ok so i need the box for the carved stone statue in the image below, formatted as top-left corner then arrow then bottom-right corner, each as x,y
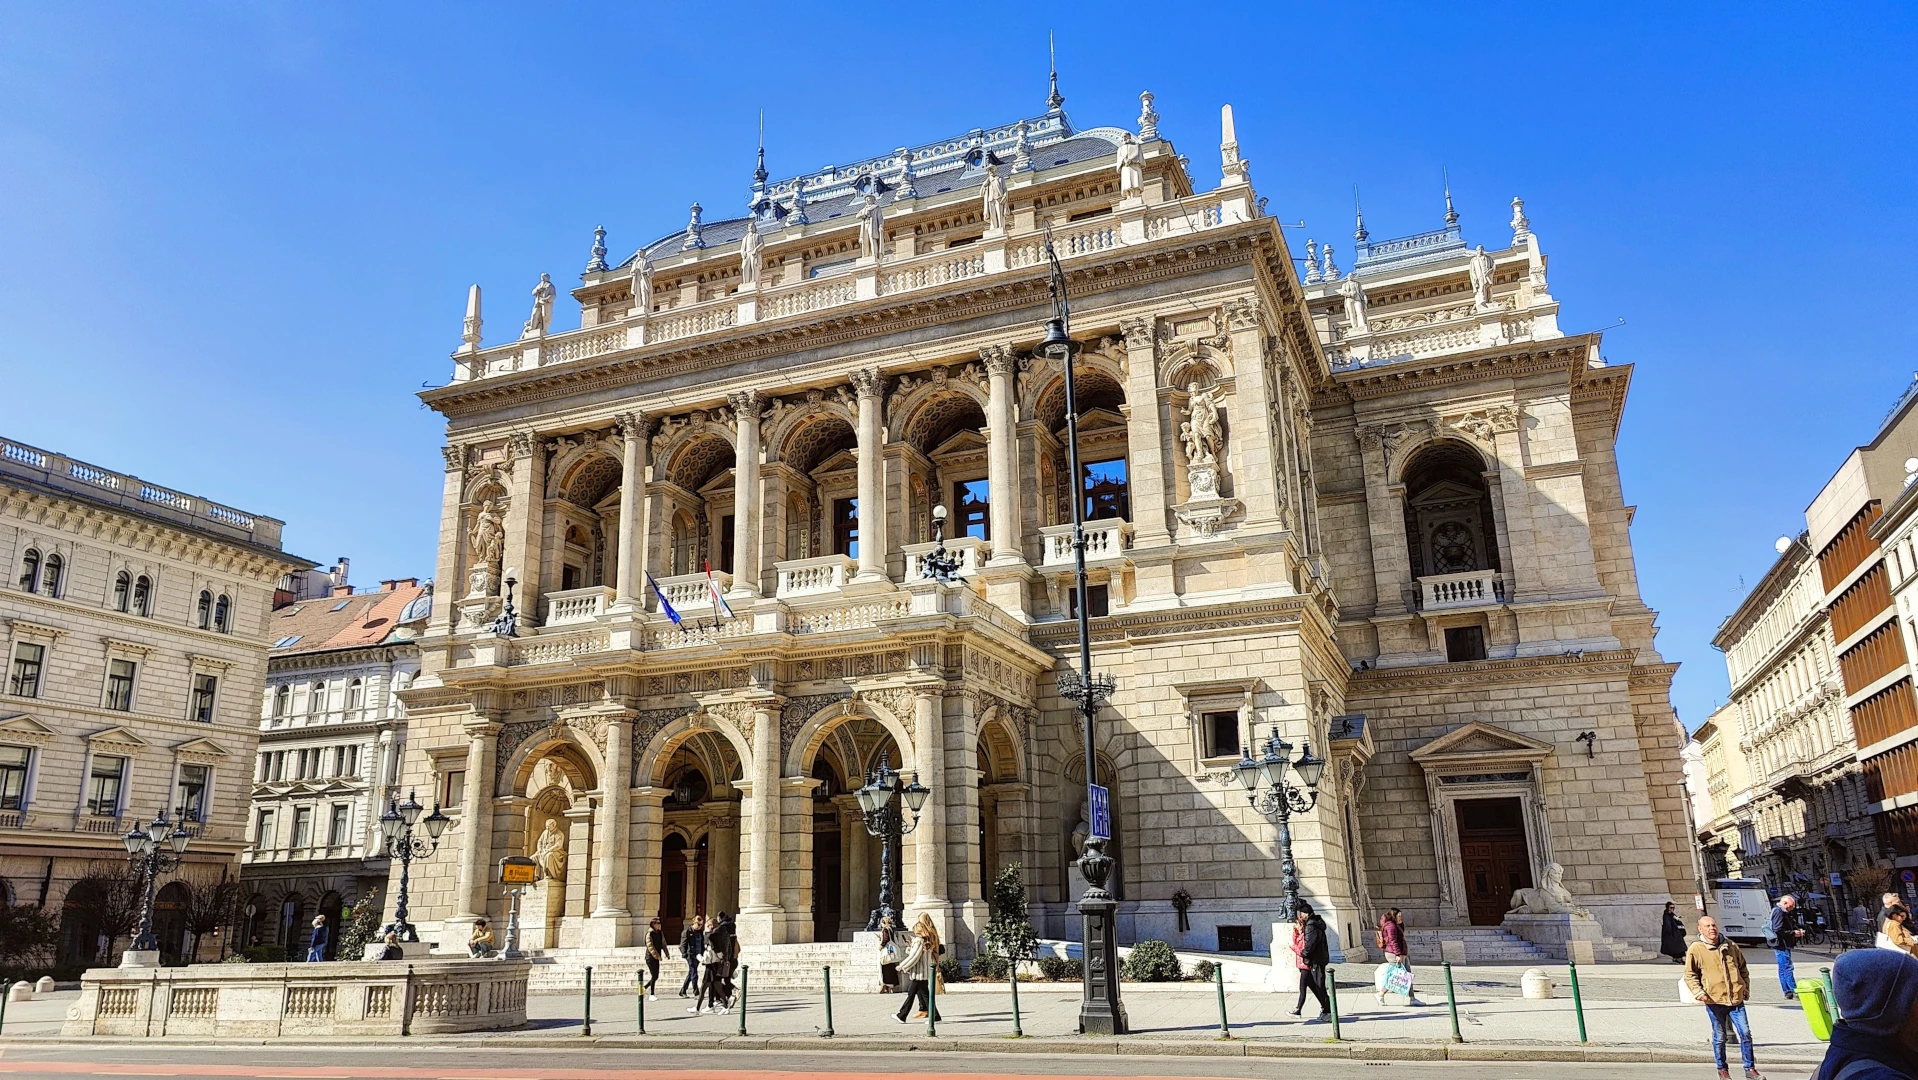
1180,383 -> 1223,467
523,273 -> 555,337
465,498 -> 504,598
1116,133 -> 1144,198
738,219 -> 762,289
981,165 -> 1008,234
532,817 -> 568,883
1337,275 -> 1369,335
632,252 -> 653,315
1468,245 -> 1496,311
858,194 -> 885,261
1507,861 -> 1590,917
1069,797 -> 1091,856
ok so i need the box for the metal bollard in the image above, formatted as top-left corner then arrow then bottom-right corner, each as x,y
927,963 -> 938,1037
582,966 -> 593,1037
1442,960 -> 1462,1044
736,966 -> 749,1036
822,966 -> 835,1037
1326,965 -> 1341,1041
1568,961 -> 1588,1044
0,981 -> 10,1035
636,971 -> 645,1035
1214,963 -> 1230,1037
1822,966 -> 1839,1020
1010,965 -> 1024,1037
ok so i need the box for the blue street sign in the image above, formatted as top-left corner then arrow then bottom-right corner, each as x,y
1088,783 -> 1111,841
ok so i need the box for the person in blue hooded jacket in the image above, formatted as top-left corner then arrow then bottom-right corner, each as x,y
1818,947 -> 1918,1079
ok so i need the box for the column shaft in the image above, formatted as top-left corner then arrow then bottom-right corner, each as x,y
983,347 -> 1024,564
852,370 -> 887,582
746,704 -> 781,912
592,717 -> 632,916
613,415 -> 648,606
455,721 -> 500,920
912,690 -> 947,904
729,392 -> 762,595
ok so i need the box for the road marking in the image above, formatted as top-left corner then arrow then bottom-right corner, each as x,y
0,1064 -> 1260,1080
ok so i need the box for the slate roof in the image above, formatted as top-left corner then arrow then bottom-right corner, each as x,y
270,582 -> 430,656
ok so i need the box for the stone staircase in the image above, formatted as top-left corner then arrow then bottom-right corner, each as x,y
1405,927 -> 1552,964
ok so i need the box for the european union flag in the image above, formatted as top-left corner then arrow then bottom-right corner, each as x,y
647,573 -> 682,625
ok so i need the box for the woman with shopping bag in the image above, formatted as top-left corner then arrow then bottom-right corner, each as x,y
1374,909 -> 1428,1006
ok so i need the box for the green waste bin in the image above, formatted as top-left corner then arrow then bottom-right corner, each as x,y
1798,982 -> 1836,1042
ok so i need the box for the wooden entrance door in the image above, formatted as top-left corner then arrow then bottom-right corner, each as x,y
1455,798 -> 1533,926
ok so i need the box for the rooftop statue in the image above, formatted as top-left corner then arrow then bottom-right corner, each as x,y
739,219 -> 762,289
522,274 -> 555,338
982,166 -> 1009,234
632,252 -> 653,316
858,194 -> 885,262
1117,133 -> 1143,198
1337,275 -> 1369,335
1468,245 -> 1496,311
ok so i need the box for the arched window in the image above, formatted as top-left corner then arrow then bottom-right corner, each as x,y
308,682 -> 324,716
213,595 -> 230,634
40,554 -> 62,597
196,591 -> 212,629
131,576 -> 152,617
17,550 -> 39,593
113,572 -> 131,612
272,685 -> 290,718
344,678 -> 363,712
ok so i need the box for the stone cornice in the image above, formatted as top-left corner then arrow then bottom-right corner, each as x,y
0,486 -> 309,579
1348,648 -> 1642,693
1314,335 -> 1596,403
267,640 -> 418,675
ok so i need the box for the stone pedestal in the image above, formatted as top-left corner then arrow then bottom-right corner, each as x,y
1502,912 -> 1605,960
118,950 -> 160,969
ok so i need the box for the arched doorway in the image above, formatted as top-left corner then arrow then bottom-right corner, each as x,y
59,875 -> 118,968
277,894 -> 305,957
153,881 -> 190,966
977,714 -> 1025,896
811,757 -> 844,942
793,713 -> 901,939
317,891 -> 344,960
661,833 -> 690,942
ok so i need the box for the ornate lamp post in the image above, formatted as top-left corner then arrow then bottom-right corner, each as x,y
378,790 -> 451,943
920,504 -> 962,584
122,810 -> 190,961
1230,725 -> 1327,918
491,568 -> 520,637
855,761 -> 930,931
1042,239 -> 1127,1036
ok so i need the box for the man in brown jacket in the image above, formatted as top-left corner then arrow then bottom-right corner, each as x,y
1685,915 -> 1764,1080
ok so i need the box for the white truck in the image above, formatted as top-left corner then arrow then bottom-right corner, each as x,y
1711,878 -> 1773,944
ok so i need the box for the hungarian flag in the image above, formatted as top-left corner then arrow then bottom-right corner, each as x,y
704,560 -> 736,619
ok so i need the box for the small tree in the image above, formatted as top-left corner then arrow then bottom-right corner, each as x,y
65,865 -> 145,965
0,900 -> 58,979
337,889 -> 384,961
976,863 -> 1038,979
181,875 -> 242,964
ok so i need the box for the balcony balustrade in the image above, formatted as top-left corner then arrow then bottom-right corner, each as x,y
1039,519 -> 1133,569
543,585 -> 616,626
775,555 -> 858,599
651,571 -> 731,613
902,536 -> 986,581
1417,569 -> 1506,611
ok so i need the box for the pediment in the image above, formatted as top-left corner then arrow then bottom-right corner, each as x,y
86,725 -> 149,748
814,449 -> 860,477
930,429 -> 988,460
1078,407 -> 1127,432
697,468 -> 736,497
172,737 -> 230,758
0,714 -> 56,743
1408,479 -> 1485,509
1409,721 -> 1553,770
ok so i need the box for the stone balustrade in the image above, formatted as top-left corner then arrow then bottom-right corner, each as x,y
0,437 -> 282,547
652,570 -> 730,612
1418,569 -> 1507,611
1039,518 -> 1134,569
63,959 -> 530,1038
901,535 -> 986,581
774,554 -> 858,599
542,585 -> 616,626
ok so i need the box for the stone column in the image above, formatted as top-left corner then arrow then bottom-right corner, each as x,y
708,813 -> 740,916
454,718 -> 500,923
631,788 -> 667,922
682,849 -> 704,922
499,433 -> 547,626
1357,426 -> 1412,617
613,414 -> 652,610
911,689 -> 948,908
1118,318 -> 1171,546
1224,299 -> 1280,527
728,391 -> 762,596
851,369 -> 888,583
982,346 -> 1024,565
738,701 -> 783,944
837,796 -> 869,934
587,713 -> 633,944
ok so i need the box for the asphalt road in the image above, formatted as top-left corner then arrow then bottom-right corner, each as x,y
0,1045 -> 1821,1080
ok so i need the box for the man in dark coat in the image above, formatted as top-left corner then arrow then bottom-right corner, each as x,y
1289,901 -> 1332,1023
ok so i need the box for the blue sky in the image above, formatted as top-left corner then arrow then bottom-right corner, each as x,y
2,2 -> 1914,730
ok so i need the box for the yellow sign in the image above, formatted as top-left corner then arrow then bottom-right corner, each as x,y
499,856 -> 538,885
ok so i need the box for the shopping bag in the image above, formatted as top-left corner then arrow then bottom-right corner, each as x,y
1382,963 -> 1415,998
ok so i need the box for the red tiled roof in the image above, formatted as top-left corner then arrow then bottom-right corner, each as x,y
270,582 -> 427,655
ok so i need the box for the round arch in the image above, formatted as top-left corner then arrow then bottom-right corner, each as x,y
661,431 -> 737,492
1388,432 -> 1493,487
1033,367 -> 1128,436
783,696 -> 917,777
763,398 -> 857,465
501,728 -> 604,798
894,389 -> 987,455
1020,350 -> 1126,422
976,705 -> 1026,784
637,711 -> 755,788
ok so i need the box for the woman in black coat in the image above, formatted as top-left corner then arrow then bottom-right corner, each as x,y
1659,901 -> 1687,963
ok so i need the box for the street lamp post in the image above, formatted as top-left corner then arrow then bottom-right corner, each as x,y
920,505 -> 961,584
378,790 -> 451,943
122,810 -> 191,964
855,761 -> 930,931
1229,725 -> 1327,919
1041,239 -> 1127,1036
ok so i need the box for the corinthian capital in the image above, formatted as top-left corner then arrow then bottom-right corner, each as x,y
615,412 -> 653,442
442,443 -> 469,472
978,344 -> 1018,378
1118,316 -> 1155,349
850,368 -> 885,400
726,389 -> 761,419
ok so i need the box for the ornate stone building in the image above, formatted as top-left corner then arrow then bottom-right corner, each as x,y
0,436 -> 308,967
400,89 -> 1691,965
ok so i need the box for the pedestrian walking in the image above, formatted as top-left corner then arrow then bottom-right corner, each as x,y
1662,901 -> 1689,964
1881,893 -> 1904,936
892,913 -> 942,1023
1770,893 -> 1805,998
643,917 -> 665,1000
305,915 -> 329,962
1373,907 -> 1426,1005
1854,902 -> 1874,935
1289,901 -> 1332,1023
1880,905 -> 1918,958
467,918 -> 495,958
677,917 -> 704,998
1817,947 -> 1918,1079
875,915 -> 903,993
713,912 -> 739,1007
1685,914 -> 1765,1080
693,916 -> 728,1014
376,931 -> 403,961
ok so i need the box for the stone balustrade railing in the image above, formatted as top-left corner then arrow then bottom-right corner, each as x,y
1327,309 -> 1548,371
542,585 -> 616,626
1417,569 -> 1506,611
652,571 -> 730,612
0,437 -> 283,548
775,554 -> 858,599
1039,518 -> 1134,568
452,188 -> 1248,384
902,536 -> 986,581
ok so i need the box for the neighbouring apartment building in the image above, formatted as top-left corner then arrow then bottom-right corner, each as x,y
396,86 -> 1690,970
236,567 -> 430,959
0,436 -> 307,967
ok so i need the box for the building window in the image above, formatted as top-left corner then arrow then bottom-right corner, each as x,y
344,678 -> 363,712
196,590 -> 212,629
131,575 -> 152,617
254,809 -> 275,847
190,674 -> 218,723
0,746 -> 29,810
719,514 -> 736,574
1202,710 -> 1242,759
833,498 -> 859,558
213,595 -> 230,633
8,643 -> 43,698
175,764 -> 208,823
955,479 -> 990,540
17,550 -> 39,593
268,751 -> 284,781
86,756 -> 126,817
343,744 -> 359,777
272,685 -> 290,718
308,682 -> 324,716
113,572 -> 131,612
291,806 -> 312,847
328,804 -> 350,846
1083,458 -> 1130,521
1067,583 -> 1111,618
104,659 -> 136,711
1444,626 -> 1487,663
440,769 -> 465,809
40,554 -> 61,597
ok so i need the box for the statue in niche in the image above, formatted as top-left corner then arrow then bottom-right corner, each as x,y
524,273 -> 556,337
858,194 -> 885,261
1180,383 -> 1225,502
1069,796 -> 1091,857
1116,133 -> 1144,197
1507,861 -> 1590,917
981,165 -> 1008,233
1337,275 -> 1369,335
738,219 -> 762,289
1468,245 -> 1496,311
465,498 -> 505,598
533,817 -> 569,883
632,252 -> 654,315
